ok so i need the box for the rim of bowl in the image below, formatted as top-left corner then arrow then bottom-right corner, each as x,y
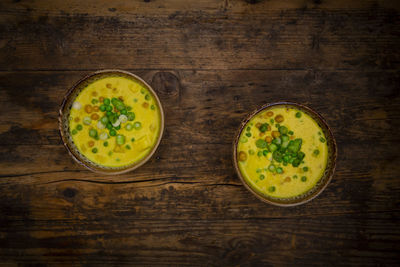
59,69 -> 165,175
232,101 -> 337,207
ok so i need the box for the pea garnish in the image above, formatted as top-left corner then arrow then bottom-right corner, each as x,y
127,112 -> 135,121
276,167 -> 283,174
145,94 -> 151,101
295,112 -> 302,118
268,164 -> 275,172
92,148 -> 98,153
100,105 -> 106,112
259,123 -> 269,132
270,119 -> 274,124
268,186 -> 276,192
71,129 -> 78,135
89,129 -> 98,138
125,123 -> 133,131
103,98 -> 110,105
278,126 -> 288,135
256,139 -> 268,149
263,150 -> 268,156
259,174 -> 265,180
246,132 -> 251,137
76,124 -> 83,131
133,122 -> 142,130
109,129 -> 116,136
301,176 -> 307,182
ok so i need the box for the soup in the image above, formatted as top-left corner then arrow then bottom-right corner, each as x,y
68,76 -> 161,168
237,106 -> 328,199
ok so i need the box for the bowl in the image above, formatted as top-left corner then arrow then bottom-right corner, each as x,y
59,69 -> 165,175
233,102 -> 337,206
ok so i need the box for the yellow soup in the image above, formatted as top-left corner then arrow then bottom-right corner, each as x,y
68,76 -> 161,167
237,106 -> 328,198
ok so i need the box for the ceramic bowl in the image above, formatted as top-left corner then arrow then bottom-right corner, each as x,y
59,69 -> 165,175
233,102 -> 337,206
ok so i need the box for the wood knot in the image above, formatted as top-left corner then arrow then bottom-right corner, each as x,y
63,188 -> 77,198
151,72 -> 180,98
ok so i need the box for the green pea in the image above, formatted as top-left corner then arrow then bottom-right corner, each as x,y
103,98 -> 110,105
319,137 -> 326,143
256,139 -> 267,149
303,167 -> 308,172
120,109 -> 127,115
263,150 -> 268,156
268,186 -> 276,192
109,129 -> 116,136
296,112 -> 302,118
106,111 -> 113,116
259,123 -> 269,132
100,116 -> 108,125
76,124 -> 83,131
106,123 -> 113,130
270,119 -> 274,124
131,137 -> 135,142
278,126 -> 288,135
89,129 -> 98,138
71,129 -> 78,135
125,144 -> 131,150
116,134 -> 125,145
145,94 -> 151,101
100,105 -> 106,112
268,164 -> 275,172
245,132 -> 251,137
276,167 -> 283,174
92,148 -> 98,153
240,137 -> 248,143
301,176 -> 307,182
134,122 -> 142,130
288,130 -> 294,135
259,174 -> 265,180
127,112 -> 135,121
125,123 -> 133,131
103,141 -> 108,147
91,99 -> 98,105
106,105 -> 113,112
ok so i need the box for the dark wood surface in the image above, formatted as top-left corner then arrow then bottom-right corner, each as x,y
1,0 -> 399,265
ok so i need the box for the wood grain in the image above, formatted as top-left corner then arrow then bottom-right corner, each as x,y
0,0 -> 399,265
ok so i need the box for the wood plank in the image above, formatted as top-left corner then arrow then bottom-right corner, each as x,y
0,1 -> 399,70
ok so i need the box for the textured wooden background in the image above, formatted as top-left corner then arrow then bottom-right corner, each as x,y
0,0 -> 399,265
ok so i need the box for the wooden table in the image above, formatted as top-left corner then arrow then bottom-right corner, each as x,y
1,0 -> 399,265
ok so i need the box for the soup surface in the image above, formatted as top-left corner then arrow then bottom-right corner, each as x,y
237,106 -> 328,198
68,76 -> 161,167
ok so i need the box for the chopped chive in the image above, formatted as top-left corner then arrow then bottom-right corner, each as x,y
103,141 -> 108,147
303,167 -> 308,172
248,149 -> 255,155
301,176 -> 307,182
263,150 -> 268,156
257,151 -> 263,157
313,149 -> 320,156
259,174 -> 265,180
276,167 -> 283,174
76,124 -> 83,131
103,98 -> 110,105
71,129 -> 78,135
245,132 -> 251,137
293,175 -> 298,179
92,148 -> 98,153
151,105 -> 155,110
246,126 -> 251,132
256,168 -> 262,173
288,130 -> 294,135
270,119 -> 274,124
295,112 -> 302,118
145,94 -> 151,101
125,144 -> 131,150
131,137 -> 135,142
240,137 -> 248,143
319,137 -> 326,143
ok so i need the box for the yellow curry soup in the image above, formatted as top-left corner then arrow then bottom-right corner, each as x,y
237,106 -> 328,199
68,76 -> 161,167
